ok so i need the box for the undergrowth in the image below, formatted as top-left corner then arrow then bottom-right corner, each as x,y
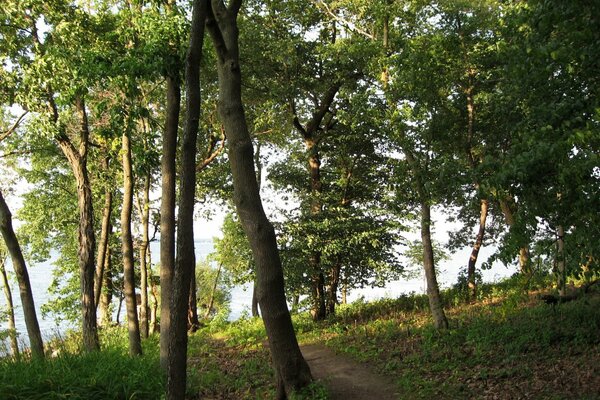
1,275 -> 598,399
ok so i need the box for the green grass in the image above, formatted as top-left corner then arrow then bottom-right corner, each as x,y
2,277 -> 598,399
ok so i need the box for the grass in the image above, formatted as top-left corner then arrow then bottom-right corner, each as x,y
1,275 -> 599,399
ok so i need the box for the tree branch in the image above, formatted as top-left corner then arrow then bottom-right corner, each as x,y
312,0 -> 375,40
0,111 -> 28,143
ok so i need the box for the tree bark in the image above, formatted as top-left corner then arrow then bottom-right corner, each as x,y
467,198 -> 488,302
138,174 -> 151,339
207,2 -> 313,396
55,98 -> 99,352
98,247 -> 113,327
94,166 -> 113,311
0,255 -> 19,357
188,276 -> 200,331
0,190 -> 44,357
251,282 -> 260,317
326,264 -> 341,315
421,201 -> 449,330
167,0 -> 206,397
160,63 -> 181,372
121,129 -> 142,356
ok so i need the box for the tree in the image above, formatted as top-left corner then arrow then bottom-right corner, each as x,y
0,190 -> 44,357
166,0 -> 207,397
0,245 -> 19,357
206,0 -> 313,396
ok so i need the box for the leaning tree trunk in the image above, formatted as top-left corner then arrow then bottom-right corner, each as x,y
421,201 -> 449,330
207,1 -> 312,397
167,0 -> 205,397
0,190 -> 44,357
0,255 -> 19,357
204,263 -> 222,319
121,129 -> 142,356
467,197 -> 488,302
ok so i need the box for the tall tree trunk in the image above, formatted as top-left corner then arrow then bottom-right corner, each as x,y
55,98 -> 99,352
0,191 -> 44,357
121,130 -> 142,356
167,0 -> 205,397
291,82 -> 341,321
556,225 -> 566,296
467,198 -> 488,302
138,174 -> 151,339
421,202 -> 449,330
94,179 -> 112,311
160,65 -> 181,372
0,255 -> 19,357
207,2 -> 313,397
204,263 -> 222,319
150,279 -> 159,335
98,247 -> 113,327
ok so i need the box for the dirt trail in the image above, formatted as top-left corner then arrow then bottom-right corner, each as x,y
300,344 -> 400,400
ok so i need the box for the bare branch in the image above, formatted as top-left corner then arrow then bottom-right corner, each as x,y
197,127 -> 226,172
312,0 -> 375,40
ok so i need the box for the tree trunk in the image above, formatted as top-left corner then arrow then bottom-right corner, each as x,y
421,201 -> 449,330
499,197 -> 531,275
150,280 -> 159,335
94,157 -> 113,311
188,276 -> 200,331
167,0 -> 205,397
204,263 -> 222,319
556,225 -> 566,296
0,190 -> 44,357
0,255 -> 19,357
121,130 -> 142,356
467,198 -> 488,302
55,98 -> 99,352
98,247 -> 113,327
342,281 -> 347,305
251,281 -> 260,317
326,264 -> 341,315
207,2 -> 313,396
159,69 -> 181,371
139,174 -> 151,339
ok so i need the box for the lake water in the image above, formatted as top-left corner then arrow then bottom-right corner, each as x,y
0,238 -> 514,354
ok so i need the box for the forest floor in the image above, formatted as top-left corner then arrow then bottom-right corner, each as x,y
300,343 -> 399,399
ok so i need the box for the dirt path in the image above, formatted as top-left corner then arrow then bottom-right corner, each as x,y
300,344 -> 400,400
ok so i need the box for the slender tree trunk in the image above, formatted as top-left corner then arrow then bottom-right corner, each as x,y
98,247 -> 112,327
188,276 -> 200,331
160,70 -> 181,372
556,225 -> 566,296
116,294 -> 123,325
207,3 -> 313,396
204,263 -> 222,319
467,198 -> 488,302
421,202 -> 449,330
0,191 -> 44,357
150,280 -> 159,335
121,130 -> 142,356
342,281 -> 347,305
167,1 -> 205,397
94,158 -> 113,311
0,256 -> 19,357
139,174 -> 151,338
